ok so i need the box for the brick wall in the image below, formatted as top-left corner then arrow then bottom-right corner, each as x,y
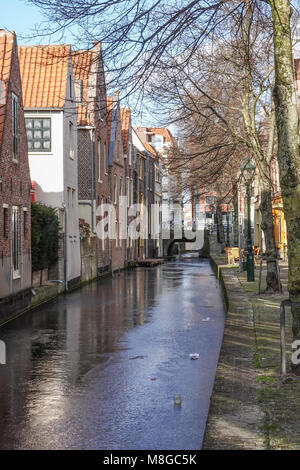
0,34 -> 31,300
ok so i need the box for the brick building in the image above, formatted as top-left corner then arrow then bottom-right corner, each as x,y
72,43 -> 110,275
107,93 -> 126,270
120,107 -> 137,263
0,31 -> 31,318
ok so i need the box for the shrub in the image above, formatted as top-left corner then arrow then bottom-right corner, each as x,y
31,202 -> 59,272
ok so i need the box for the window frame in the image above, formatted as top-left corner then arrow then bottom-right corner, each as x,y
26,117 -> 52,153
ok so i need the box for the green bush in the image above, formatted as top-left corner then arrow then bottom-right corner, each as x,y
31,202 -> 59,272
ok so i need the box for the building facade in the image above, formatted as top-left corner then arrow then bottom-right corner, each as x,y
72,43 -> 110,275
0,30 -> 32,317
18,44 -> 81,287
107,93 -> 126,270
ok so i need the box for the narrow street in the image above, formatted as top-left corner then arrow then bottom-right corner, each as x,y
0,258 -> 225,450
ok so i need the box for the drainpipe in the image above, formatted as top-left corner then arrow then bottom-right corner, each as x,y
90,128 -> 95,234
62,202 -> 68,291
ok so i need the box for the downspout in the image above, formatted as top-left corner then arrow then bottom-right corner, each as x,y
62,202 -> 68,291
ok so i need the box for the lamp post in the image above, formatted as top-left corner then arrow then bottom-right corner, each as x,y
241,159 -> 256,282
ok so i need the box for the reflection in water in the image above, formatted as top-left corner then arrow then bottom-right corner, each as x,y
0,259 -> 225,450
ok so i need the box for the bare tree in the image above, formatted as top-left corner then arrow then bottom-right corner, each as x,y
146,2 -> 280,291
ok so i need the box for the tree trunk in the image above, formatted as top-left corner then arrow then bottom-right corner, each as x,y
259,172 -> 279,292
232,183 -> 239,246
269,0 -> 300,368
216,204 -> 225,252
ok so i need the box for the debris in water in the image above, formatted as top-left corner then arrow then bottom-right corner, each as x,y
202,317 -> 210,322
189,353 -> 199,360
129,355 -> 147,360
151,377 -> 157,381
173,394 -> 182,405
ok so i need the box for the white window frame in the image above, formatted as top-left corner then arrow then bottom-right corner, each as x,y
26,116 -> 52,154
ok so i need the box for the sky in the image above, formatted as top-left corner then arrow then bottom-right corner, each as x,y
0,0 -> 162,127
1,0 -> 46,44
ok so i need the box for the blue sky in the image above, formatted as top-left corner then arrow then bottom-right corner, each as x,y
0,0 -> 172,128
1,1 -> 45,44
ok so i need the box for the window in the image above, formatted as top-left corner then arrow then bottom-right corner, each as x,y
3,207 -> 8,238
69,122 -> 74,159
151,134 -> 163,150
120,178 -> 123,203
67,187 -> 71,207
98,139 -> 101,181
139,157 -> 143,179
101,196 -> 104,250
128,141 -> 132,166
205,195 -> 215,205
104,142 -> 108,174
12,94 -> 18,160
69,75 -> 73,99
12,207 -> 20,277
119,221 -> 122,247
23,208 -> 28,239
114,175 -> 117,204
115,221 -> 118,247
126,177 -> 130,206
26,118 -> 51,152
74,79 -> 83,103
155,165 -> 160,182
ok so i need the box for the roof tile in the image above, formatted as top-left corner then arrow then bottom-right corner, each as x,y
18,45 -> 71,108
120,108 -> 130,153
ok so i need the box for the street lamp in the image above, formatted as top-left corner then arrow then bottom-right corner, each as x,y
241,159 -> 256,282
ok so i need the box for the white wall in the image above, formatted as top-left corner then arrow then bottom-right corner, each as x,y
28,110 -> 64,208
26,57 -> 81,284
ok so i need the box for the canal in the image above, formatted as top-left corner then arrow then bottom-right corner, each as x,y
0,258 -> 225,450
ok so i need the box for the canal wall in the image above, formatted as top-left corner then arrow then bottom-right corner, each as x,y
203,235 -> 265,449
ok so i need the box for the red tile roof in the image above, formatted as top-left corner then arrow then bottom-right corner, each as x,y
72,49 -> 94,125
143,142 -> 157,157
147,127 -> 173,143
134,126 -> 174,144
0,30 -> 14,148
120,108 -> 130,153
18,45 -> 71,108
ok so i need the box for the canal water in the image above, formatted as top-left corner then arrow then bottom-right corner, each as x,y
0,258 -> 225,450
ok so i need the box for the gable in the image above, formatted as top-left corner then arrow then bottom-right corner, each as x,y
72,49 -> 94,125
0,30 -> 14,150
